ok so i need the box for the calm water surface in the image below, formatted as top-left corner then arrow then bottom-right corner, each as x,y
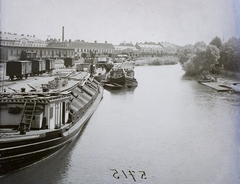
1,64 -> 240,184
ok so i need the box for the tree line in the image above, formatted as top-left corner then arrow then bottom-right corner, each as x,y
178,36 -> 240,78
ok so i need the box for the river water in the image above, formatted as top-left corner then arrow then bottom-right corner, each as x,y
1,64 -> 240,184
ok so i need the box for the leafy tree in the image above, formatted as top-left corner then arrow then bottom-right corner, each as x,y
178,53 -> 189,65
203,44 -> 220,71
182,57 -> 198,75
209,36 -> 222,49
194,41 -> 207,53
177,44 -> 195,65
182,44 -> 220,76
218,48 -> 227,68
220,37 -> 240,70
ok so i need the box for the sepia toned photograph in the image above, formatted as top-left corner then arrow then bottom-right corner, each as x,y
0,0 -> 239,183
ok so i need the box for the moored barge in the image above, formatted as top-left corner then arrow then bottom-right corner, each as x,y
104,60 -> 138,88
0,69 -> 103,177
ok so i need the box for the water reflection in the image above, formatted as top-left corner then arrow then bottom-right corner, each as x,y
104,87 -> 137,95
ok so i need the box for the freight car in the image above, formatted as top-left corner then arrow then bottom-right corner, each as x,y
20,50 -> 36,60
6,60 -> 32,80
64,57 -> 75,68
32,59 -> 46,75
45,59 -> 55,73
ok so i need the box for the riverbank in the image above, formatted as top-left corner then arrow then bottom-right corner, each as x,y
217,68 -> 240,79
135,56 -> 178,66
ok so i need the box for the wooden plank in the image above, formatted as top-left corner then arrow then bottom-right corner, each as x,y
200,82 -> 230,91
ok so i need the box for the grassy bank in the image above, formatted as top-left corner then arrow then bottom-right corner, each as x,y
135,56 -> 178,66
217,69 -> 240,80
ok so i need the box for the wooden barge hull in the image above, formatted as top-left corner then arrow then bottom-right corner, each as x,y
126,76 -> 138,87
109,76 -> 126,86
1,126 -> 78,176
109,76 -> 138,88
0,82 -> 104,177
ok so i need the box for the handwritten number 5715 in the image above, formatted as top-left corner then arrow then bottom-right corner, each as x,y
110,169 -> 147,182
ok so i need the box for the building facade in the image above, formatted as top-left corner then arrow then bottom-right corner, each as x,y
135,43 -> 164,54
48,40 -> 115,58
0,32 -> 74,61
114,44 -> 140,58
1,46 -> 75,61
0,32 -> 47,48
135,42 -> 177,55
159,42 -> 177,54
0,31 -> 178,62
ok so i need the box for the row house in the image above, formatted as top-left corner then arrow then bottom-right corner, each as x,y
1,46 -> 75,61
0,32 -> 74,61
48,41 -> 115,58
0,32 -> 47,47
0,31 -> 177,62
113,45 -> 140,58
135,43 -> 164,54
159,42 -> 177,54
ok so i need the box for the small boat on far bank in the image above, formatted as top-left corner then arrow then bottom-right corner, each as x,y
228,83 -> 240,93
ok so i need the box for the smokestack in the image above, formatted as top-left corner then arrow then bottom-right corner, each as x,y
62,26 -> 64,42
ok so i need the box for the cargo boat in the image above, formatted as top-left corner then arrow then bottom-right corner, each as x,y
0,69 -> 103,177
104,60 -> 138,88
76,63 -> 107,83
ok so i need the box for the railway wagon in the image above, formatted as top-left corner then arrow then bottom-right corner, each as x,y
64,57 -> 75,68
76,63 -> 91,72
32,59 -> 46,75
45,59 -> 55,73
20,50 -> 36,60
6,61 -> 32,80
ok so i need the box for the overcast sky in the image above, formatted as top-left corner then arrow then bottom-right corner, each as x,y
1,0 -> 239,46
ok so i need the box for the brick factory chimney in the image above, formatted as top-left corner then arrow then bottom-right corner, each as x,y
62,26 -> 64,42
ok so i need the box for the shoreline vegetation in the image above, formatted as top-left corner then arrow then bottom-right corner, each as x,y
178,37 -> 240,82
135,56 -> 178,66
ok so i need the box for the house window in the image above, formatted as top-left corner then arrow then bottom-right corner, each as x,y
50,107 -> 53,118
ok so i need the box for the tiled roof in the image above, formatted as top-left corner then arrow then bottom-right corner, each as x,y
114,45 -> 139,51
159,42 -> 175,48
47,42 -> 69,47
0,32 -> 44,42
70,42 -> 114,49
136,44 -> 164,49
49,42 -> 114,49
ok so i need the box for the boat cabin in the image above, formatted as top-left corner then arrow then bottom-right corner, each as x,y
0,93 -> 71,132
110,68 -> 125,78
